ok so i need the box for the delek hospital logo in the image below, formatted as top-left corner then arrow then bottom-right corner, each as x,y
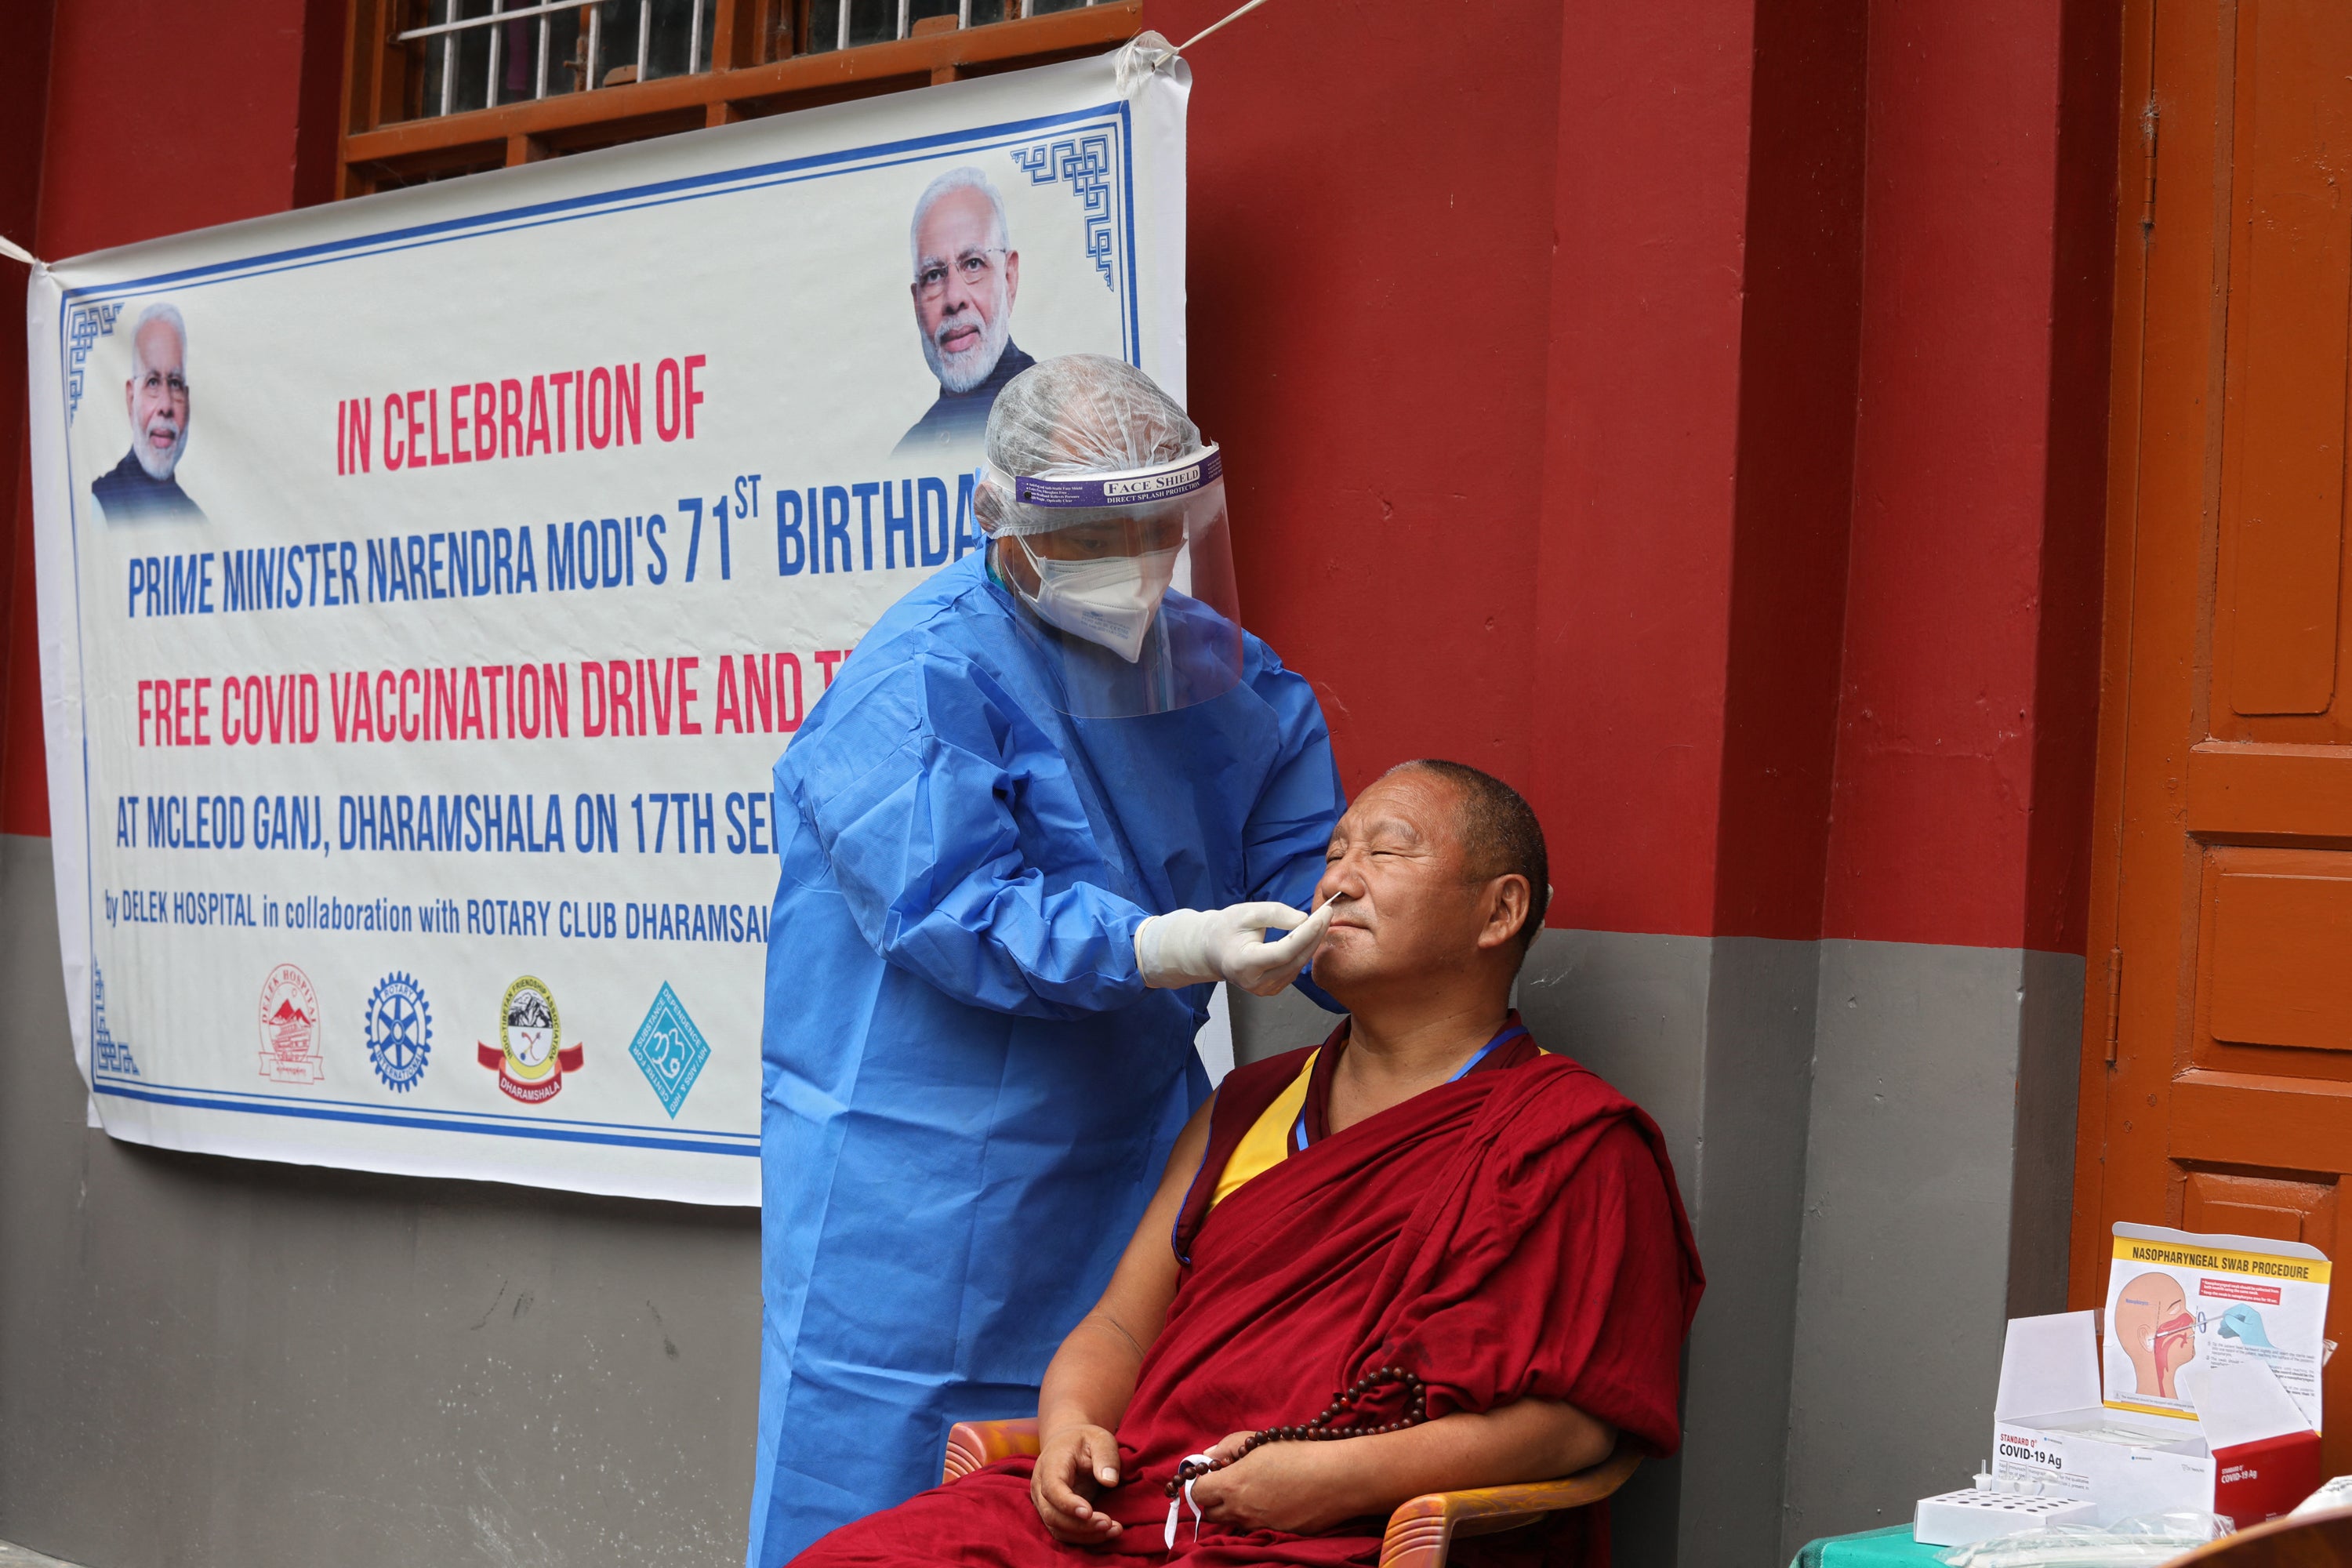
629,982 -> 710,1119
90,965 -> 142,1077
478,975 -> 584,1104
256,963 -> 323,1083
364,971 -> 432,1093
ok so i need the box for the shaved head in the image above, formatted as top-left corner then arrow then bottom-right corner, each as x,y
1385,760 -> 1549,957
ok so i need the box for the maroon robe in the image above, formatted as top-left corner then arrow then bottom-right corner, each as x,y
792,1018 -> 1703,1567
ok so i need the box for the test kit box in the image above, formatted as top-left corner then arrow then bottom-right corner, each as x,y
1914,1487 -> 2096,1548
1989,1224 -> 2330,1526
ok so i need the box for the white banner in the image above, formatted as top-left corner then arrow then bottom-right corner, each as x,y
27,49 -> 1190,1206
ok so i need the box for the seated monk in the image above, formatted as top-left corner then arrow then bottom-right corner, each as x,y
790,760 -> 1703,1566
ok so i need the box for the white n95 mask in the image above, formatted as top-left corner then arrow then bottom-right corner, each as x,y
976,444 -> 1244,716
1012,539 -> 1180,663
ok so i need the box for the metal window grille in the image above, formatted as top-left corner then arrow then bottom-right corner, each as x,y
810,0 -> 1109,59
402,0 -> 716,112
398,0 -> 1107,118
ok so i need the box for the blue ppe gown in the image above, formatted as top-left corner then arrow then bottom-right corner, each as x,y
750,552 -> 1344,1565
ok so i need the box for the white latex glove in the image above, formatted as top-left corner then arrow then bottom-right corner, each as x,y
1134,899 -> 1338,996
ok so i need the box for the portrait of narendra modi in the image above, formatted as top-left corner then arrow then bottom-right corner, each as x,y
895,166 -> 1033,457
90,300 -> 206,524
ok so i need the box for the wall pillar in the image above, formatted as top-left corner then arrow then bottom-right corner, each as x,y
1773,0 -> 2116,1551
1778,944 -> 2084,1550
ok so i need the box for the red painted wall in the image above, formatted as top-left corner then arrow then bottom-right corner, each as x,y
1165,0 -> 2112,956
1820,0 -> 2112,956
0,0 -> 336,838
1,0 -> 59,843
1178,0 -> 1560,809
1709,0 -> 1871,945
1,0 -> 2113,956
1531,0 -> 1759,940
36,1 -> 316,257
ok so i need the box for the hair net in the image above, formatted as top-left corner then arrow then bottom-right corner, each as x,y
980,355 -> 1207,535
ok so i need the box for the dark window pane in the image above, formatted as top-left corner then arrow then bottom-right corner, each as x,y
1029,0 -> 1091,13
412,0 -> 452,116
965,0 -> 1011,23
593,0 -> 642,85
797,0 -> 836,53
448,0 -> 495,111
541,6 -> 585,93
408,0 -> 499,117
492,14 -> 539,103
909,0 -> 956,24
643,0 -> 711,79
846,0 -> 895,46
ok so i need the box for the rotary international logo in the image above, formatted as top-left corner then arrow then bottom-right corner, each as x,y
256,963 -> 323,1083
363,971 -> 431,1092
478,975 -> 584,1105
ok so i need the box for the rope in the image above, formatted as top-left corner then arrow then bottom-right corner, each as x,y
1175,0 -> 1276,53
1118,0 -> 1279,89
0,234 -> 40,267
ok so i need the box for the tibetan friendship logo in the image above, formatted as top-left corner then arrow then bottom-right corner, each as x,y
364,971 -> 432,1092
479,975 -> 584,1104
256,963 -> 323,1083
629,982 -> 710,1118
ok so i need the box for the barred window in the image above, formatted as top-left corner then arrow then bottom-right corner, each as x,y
339,0 -> 1139,195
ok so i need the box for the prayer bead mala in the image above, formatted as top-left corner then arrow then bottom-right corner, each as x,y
1163,1366 -> 1430,1500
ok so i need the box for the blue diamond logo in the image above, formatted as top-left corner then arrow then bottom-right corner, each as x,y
628,983 -> 710,1119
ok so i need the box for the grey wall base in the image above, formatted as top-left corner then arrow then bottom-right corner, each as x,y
1775,942 -> 2082,1559
2,827 -> 2081,1568
0,837 -> 760,1568
1515,931 -> 1817,1568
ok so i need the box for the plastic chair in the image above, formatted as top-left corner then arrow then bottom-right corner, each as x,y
2164,1507 -> 2352,1566
941,1416 -> 1641,1568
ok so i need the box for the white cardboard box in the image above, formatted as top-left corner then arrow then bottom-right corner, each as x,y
1988,1310 -> 2321,1526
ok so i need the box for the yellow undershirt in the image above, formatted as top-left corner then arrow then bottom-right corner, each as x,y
1206,1034 -> 1552,1210
1209,1049 -> 1316,1210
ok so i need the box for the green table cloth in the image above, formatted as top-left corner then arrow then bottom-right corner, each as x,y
1789,1524 -> 1948,1567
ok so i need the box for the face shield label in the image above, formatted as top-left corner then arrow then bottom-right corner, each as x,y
1012,446 -> 1222,509
1102,464 -> 1199,499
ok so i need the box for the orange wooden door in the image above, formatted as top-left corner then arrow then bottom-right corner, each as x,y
2079,0 -> 2352,1473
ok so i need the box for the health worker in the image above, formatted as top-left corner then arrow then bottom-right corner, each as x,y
750,354 -> 1346,1563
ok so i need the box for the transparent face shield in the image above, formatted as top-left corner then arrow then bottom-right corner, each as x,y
978,445 -> 1245,718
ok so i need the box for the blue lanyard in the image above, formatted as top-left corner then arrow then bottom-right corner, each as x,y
1447,1022 -> 1529,1083
1294,1022 -> 1527,1152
